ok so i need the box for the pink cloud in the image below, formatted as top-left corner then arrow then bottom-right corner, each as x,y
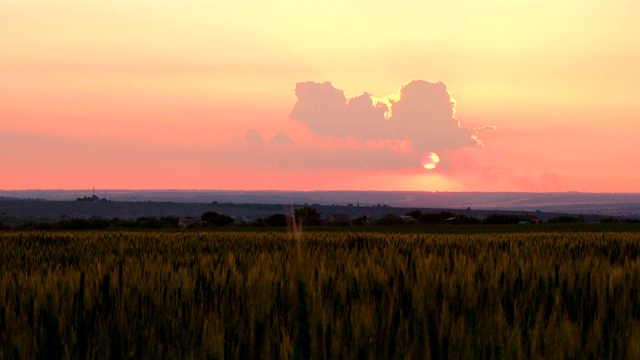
290,80 -> 491,159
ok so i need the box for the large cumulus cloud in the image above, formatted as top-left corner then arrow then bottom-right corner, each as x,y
290,80 -> 485,155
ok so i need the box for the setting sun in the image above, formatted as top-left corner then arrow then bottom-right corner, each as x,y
421,152 -> 440,170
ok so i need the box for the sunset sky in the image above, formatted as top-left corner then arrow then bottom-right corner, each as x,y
2,0 -> 639,191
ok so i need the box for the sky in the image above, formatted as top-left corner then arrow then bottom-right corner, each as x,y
1,0 -> 639,192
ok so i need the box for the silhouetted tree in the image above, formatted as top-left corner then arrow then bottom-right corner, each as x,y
294,207 -> 322,226
201,212 -> 234,226
406,210 -> 423,220
599,218 -> 618,223
159,216 -> 180,228
134,217 -> 163,229
419,211 -> 456,224
483,214 -> 528,225
548,215 -> 582,224
266,214 -> 288,227
447,214 -> 481,225
376,213 -> 405,226
352,216 -> 370,226
53,218 -> 110,230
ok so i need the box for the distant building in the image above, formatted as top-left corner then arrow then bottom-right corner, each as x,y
579,215 -> 603,224
528,215 -> 541,224
76,195 -> 108,202
178,218 -> 205,229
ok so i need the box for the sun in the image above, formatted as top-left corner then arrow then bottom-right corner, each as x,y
421,152 -> 440,170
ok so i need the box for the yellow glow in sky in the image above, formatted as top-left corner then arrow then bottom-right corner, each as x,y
1,0 -> 639,191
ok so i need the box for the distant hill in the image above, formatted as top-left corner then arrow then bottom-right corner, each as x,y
0,199 -> 625,225
1,190 -> 639,218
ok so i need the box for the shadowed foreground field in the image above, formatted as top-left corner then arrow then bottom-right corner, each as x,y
1,230 -> 640,359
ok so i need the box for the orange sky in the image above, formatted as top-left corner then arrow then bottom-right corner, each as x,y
1,0 -> 639,192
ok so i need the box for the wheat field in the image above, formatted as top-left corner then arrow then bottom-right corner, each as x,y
1,230 -> 639,359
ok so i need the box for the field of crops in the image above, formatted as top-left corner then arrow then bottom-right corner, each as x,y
1,229 -> 640,359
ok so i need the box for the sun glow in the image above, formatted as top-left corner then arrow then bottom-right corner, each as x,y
421,152 -> 440,170
371,93 -> 400,120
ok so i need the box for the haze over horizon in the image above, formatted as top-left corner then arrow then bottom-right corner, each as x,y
2,1 -> 638,192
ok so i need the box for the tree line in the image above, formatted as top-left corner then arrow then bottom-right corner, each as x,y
0,206 -> 631,231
